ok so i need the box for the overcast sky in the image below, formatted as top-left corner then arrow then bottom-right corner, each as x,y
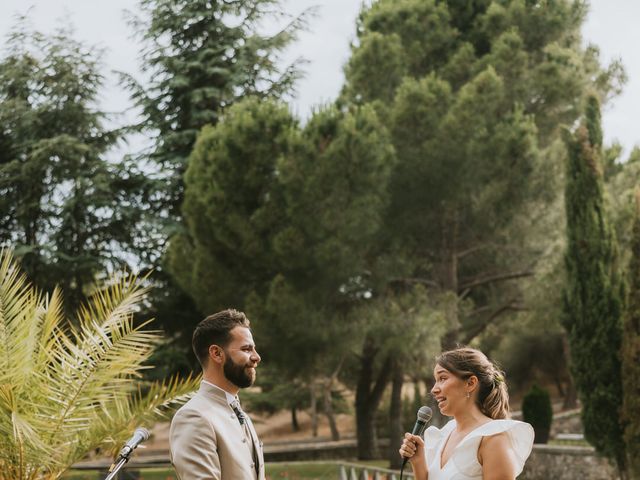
1,0 -> 638,156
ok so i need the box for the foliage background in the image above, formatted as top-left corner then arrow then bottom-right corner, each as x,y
1,0 -> 640,474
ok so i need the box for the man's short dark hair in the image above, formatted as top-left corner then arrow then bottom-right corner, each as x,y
192,309 -> 251,367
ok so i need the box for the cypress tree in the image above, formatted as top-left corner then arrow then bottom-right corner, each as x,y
562,94 -> 625,470
622,190 -> 640,478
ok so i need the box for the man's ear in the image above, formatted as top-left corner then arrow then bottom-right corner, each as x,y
209,344 -> 225,365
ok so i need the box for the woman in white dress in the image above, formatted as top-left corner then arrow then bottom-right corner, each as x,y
399,347 -> 534,480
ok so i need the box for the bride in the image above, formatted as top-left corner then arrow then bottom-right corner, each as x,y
399,347 -> 534,479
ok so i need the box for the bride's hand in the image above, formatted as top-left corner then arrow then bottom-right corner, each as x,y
399,432 -> 425,463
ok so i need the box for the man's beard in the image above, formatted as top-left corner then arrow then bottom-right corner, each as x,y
223,354 -> 255,388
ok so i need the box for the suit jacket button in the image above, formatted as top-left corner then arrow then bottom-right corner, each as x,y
250,463 -> 255,468
242,438 -> 247,443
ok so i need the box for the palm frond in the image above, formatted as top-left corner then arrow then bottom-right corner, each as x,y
5,292 -> 46,397
41,316 -> 163,439
0,249 -> 40,381
76,272 -> 149,332
0,384 -> 57,474
37,288 -> 65,365
62,373 -> 200,466
0,250 -> 197,480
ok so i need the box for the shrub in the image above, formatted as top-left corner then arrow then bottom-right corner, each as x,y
522,384 -> 553,444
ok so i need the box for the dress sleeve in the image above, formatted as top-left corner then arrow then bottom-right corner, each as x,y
453,419 -> 534,477
423,421 -> 454,467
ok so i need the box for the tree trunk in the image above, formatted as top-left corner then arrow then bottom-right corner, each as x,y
323,379 -> 340,441
561,333 -> 578,409
618,462 -> 630,480
355,401 -> 378,460
310,384 -> 318,437
440,211 -> 461,350
355,336 -> 393,460
388,361 -> 404,469
441,290 -> 460,351
441,325 -> 459,351
290,406 -> 299,432
554,375 -> 565,397
562,380 -> 578,410
413,378 -> 422,412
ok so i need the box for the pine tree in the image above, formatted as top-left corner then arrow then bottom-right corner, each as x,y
127,0 -> 306,221
339,0 -> 624,460
124,0 -> 307,347
622,190 -> 640,478
342,0 -> 625,351
261,103 -> 397,446
562,94 -> 625,470
0,21 -> 146,312
168,96 -> 399,437
166,97 -> 297,314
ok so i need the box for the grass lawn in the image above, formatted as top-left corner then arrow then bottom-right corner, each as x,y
267,462 -> 343,479
548,438 -> 591,447
63,461 -> 394,480
266,460 -> 392,479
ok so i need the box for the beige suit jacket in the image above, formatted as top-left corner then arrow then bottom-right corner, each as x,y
169,383 -> 265,480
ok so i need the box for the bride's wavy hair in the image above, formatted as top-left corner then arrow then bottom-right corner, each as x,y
436,347 -> 510,419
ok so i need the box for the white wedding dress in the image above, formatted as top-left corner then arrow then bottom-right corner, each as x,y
423,419 -> 534,479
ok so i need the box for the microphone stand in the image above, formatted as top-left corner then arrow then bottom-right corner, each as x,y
103,444 -> 140,480
103,456 -> 129,480
102,427 -> 149,480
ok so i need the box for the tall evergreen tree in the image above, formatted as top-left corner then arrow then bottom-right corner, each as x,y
169,98 -> 398,435
0,22 -> 146,312
126,0 -> 306,223
339,0 -> 624,459
562,94 -> 625,471
258,103 -> 397,443
343,0 -> 624,350
622,190 -> 640,478
125,0 -> 307,345
167,97 -> 296,314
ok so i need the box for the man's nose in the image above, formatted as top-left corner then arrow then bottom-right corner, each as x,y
252,351 -> 261,364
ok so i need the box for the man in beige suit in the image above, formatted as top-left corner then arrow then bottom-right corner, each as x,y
170,309 -> 264,480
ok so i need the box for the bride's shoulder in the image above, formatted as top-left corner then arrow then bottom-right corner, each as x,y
474,419 -> 534,443
476,419 -> 534,476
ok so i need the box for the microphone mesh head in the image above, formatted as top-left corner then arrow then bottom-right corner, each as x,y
417,406 -> 433,422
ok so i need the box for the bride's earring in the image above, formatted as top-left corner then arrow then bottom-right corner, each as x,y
466,391 -> 471,399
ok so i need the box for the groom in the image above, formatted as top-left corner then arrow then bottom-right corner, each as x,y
170,309 -> 264,480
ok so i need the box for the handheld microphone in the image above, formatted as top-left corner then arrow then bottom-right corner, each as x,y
401,406 -> 433,469
114,427 -> 150,463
